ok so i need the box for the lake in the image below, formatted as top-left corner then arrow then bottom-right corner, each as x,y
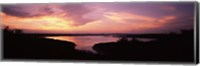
45,36 -> 119,53
45,36 -> 155,53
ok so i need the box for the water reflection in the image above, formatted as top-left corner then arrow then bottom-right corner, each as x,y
46,36 -> 119,53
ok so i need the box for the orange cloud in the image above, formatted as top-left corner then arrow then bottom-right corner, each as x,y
102,12 -> 177,32
158,16 -> 176,23
103,12 -> 177,29
1,10 -> 177,34
104,12 -> 157,23
1,12 -> 76,31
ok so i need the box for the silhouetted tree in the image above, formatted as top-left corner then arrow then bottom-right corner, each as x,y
117,37 -> 128,43
3,26 -> 24,35
13,29 -> 23,34
3,26 -> 10,33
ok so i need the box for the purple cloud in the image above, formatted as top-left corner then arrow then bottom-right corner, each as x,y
2,4 -> 53,17
1,4 -> 95,26
60,4 -> 95,25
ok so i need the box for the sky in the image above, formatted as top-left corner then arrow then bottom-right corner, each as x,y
0,2 -> 195,34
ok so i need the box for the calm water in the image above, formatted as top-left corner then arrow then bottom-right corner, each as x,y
45,36 -> 119,53
45,36 -> 155,53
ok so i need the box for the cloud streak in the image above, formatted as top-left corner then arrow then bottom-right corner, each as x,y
1,2 -> 195,33
2,4 -> 96,26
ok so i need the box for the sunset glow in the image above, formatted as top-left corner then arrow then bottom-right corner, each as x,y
1,3 -> 194,34
2,3 -> 196,61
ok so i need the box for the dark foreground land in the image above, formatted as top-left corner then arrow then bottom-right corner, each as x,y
2,27 -> 195,63
93,30 -> 194,62
3,28 -> 100,60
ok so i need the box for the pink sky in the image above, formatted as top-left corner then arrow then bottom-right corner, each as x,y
1,2 -> 195,34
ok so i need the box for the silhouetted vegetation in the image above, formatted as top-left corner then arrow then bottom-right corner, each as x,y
2,26 -> 195,63
93,29 -> 194,63
3,26 -> 99,60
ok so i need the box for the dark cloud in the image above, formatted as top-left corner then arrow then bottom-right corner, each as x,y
1,4 -> 95,26
1,4 -> 54,17
2,5 -> 32,17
